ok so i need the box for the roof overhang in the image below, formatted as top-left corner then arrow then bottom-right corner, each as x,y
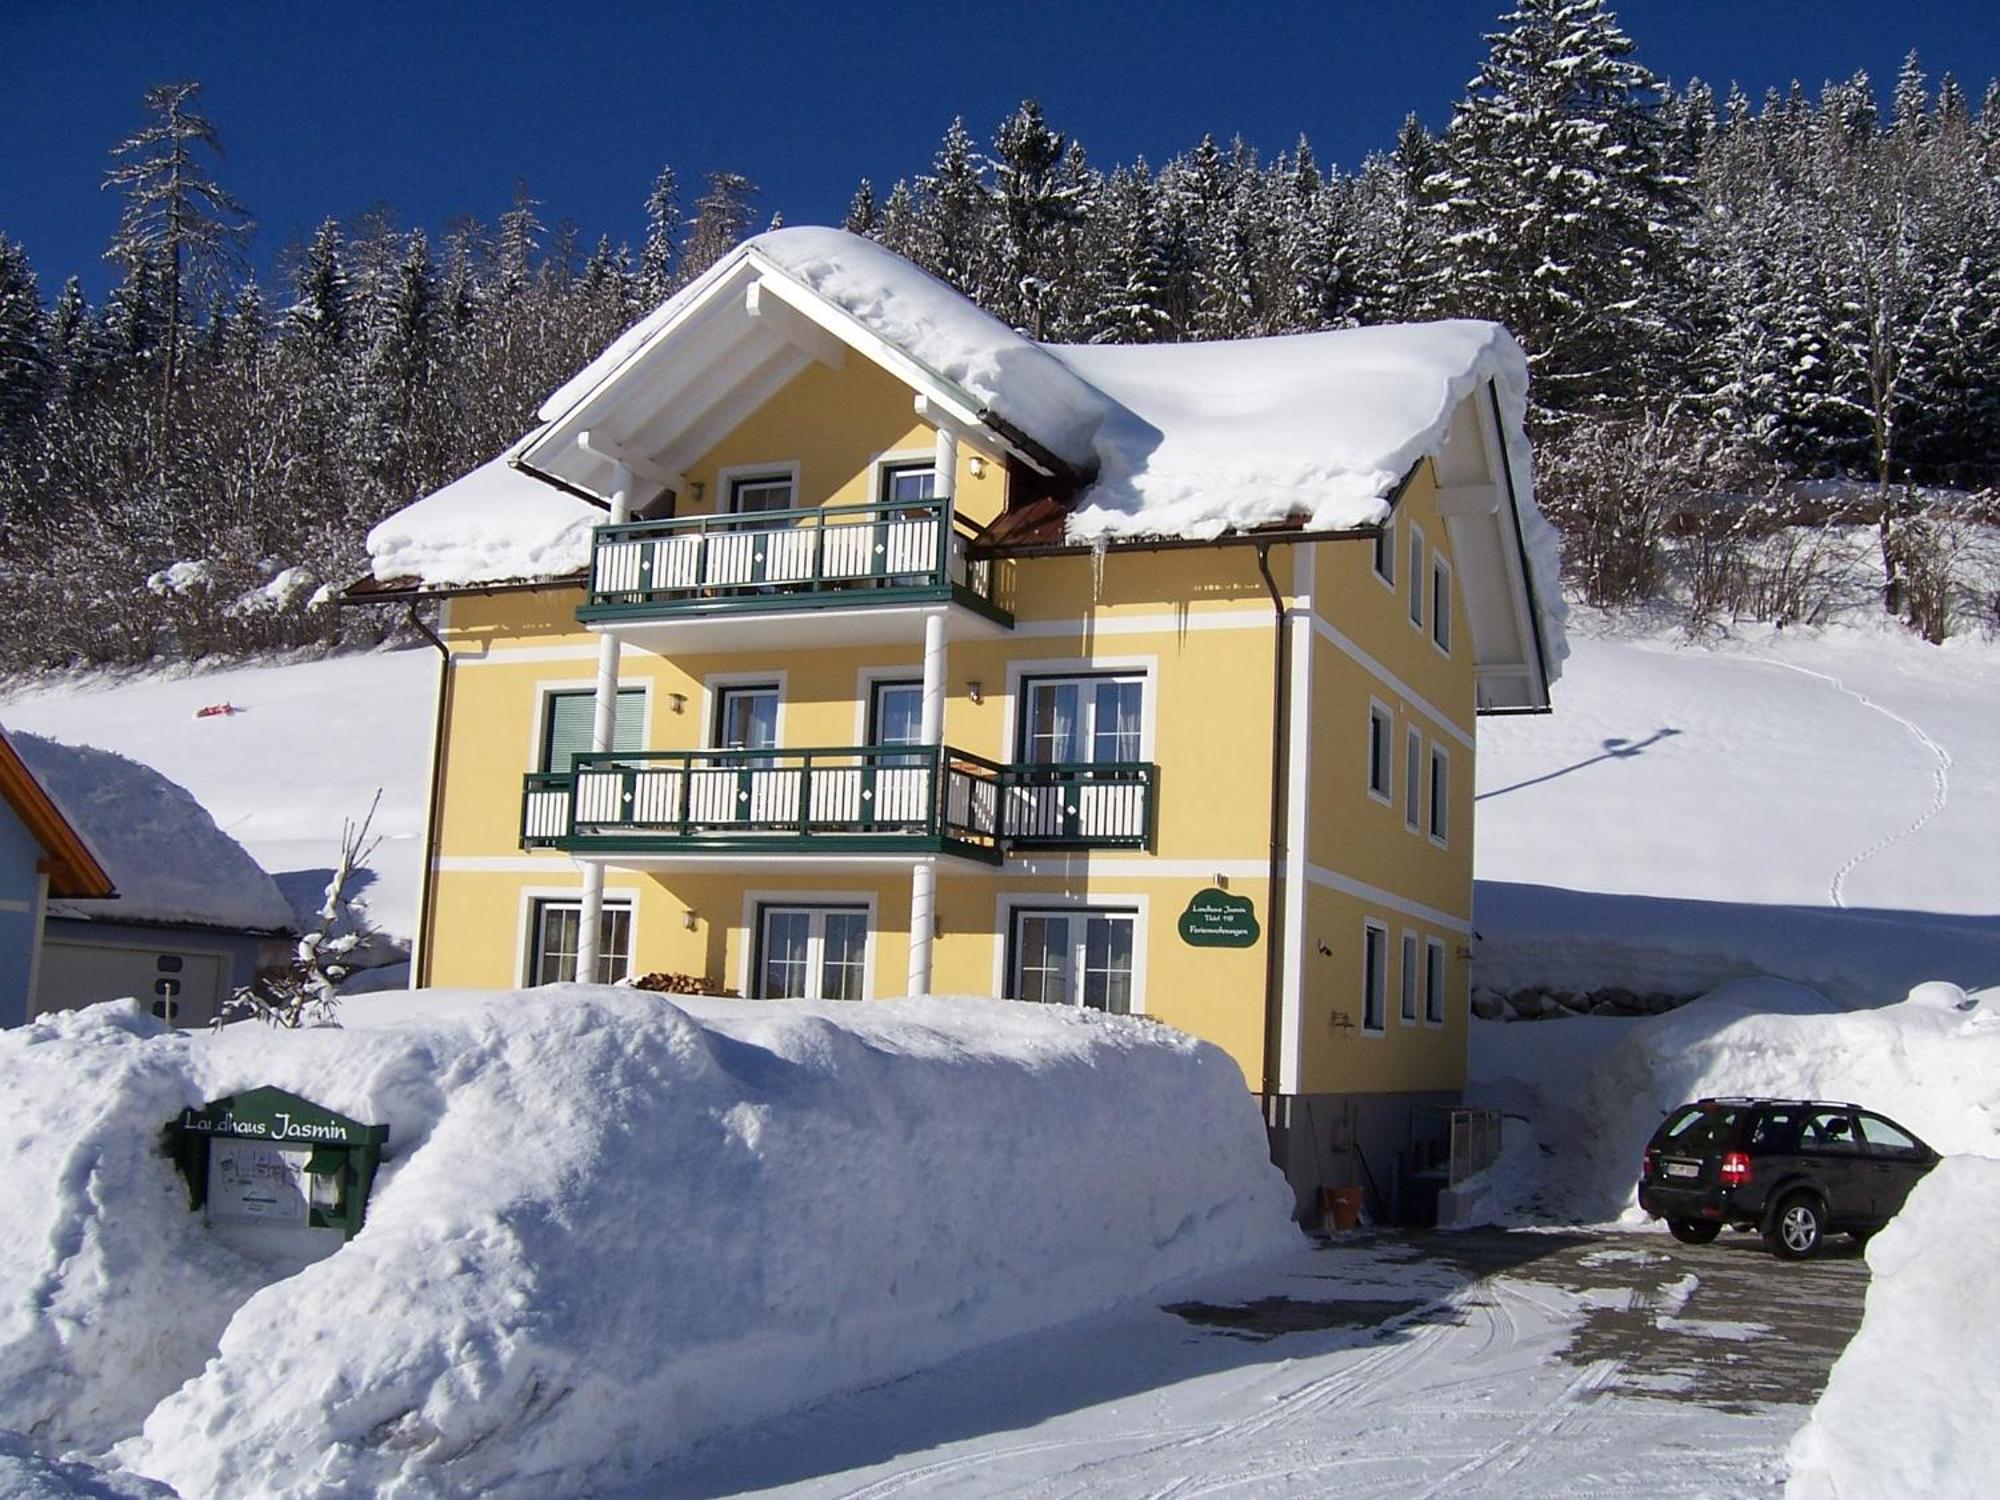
0,730 -> 116,900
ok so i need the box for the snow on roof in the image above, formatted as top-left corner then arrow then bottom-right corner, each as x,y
537,227 -> 1114,472
364,449 -> 602,588
12,733 -> 295,934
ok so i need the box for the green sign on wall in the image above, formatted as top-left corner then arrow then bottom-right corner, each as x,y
1177,888 -> 1260,947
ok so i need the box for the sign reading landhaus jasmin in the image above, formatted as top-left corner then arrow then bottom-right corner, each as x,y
1177,888 -> 1260,948
168,1086 -> 389,1240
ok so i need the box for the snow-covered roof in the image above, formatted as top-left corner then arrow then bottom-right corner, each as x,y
12,733 -> 295,934
366,445 -> 603,588
364,227 -> 1565,699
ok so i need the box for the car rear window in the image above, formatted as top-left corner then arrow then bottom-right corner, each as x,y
1657,1105 -> 1739,1153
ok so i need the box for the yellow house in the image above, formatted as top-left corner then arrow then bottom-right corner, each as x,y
355,228 -> 1564,1215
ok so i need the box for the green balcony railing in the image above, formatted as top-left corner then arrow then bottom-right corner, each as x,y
520,749 -> 1156,859
576,496 -> 1011,626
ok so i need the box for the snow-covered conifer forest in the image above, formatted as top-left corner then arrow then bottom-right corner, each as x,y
2,0 -> 1997,672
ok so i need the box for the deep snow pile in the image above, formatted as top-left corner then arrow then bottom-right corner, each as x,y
11,732 -> 294,933
1464,979 -> 2000,1226
1785,1155 -> 2000,1500
366,447 -> 603,588
0,1436 -> 174,1500
0,989 -> 1294,1498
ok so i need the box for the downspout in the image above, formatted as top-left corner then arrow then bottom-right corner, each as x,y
1253,543 -> 1290,1101
407,600 -> 452,990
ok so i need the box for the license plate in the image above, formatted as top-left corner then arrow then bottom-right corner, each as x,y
1664,1161 -> 1700,1179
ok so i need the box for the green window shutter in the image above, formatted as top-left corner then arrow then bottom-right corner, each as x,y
543,690 -> 644,770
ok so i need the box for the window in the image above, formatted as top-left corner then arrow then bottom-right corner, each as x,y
541,688 -> 643,771
1020,674 -> 1145,765
1362,922 -> 1388,1032
1804,1109 -> 1863,1154
879,462 -> 936,507
1856,1114 -> 1922,1157
868,680 -> 924,747
1425,938 -> 1446,1024
1367,703 -> 1393,802
1432,556 -> 1452,653
1404,728 -> 1422,832
730,473 -> 795,513
1408,523 -> 1426,628
713,684 -> 779,760
529,900 -> 631,985
1010,908 -> 1136,1014
1400,931 -> 1418,1023
1429,745 -> 1449,844
757,905 -> 868,1000
1372,519 -> 1394,584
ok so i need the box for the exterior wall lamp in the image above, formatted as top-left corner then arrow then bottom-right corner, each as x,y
966,681 -> 984,705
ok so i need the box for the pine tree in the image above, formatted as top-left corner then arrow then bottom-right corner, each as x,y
843,179 -> 879,236
639,166 -> 681,302
681,171 -> 758,279
0,235 -> 50,438
988,100 -> 1091,336
101,81 -> 252,409
287,219 -> 350,356
1432,0 -> 1688,419
1085,164 -> 1173,343
1351,116 -> 1447,323
44,276 -> 92,408
494,181 -> 544,299
915,119 -> 993,297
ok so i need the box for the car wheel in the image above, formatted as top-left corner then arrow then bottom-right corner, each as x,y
1766,1194 -> 1825,1259
1667,1219 -> 1721,1245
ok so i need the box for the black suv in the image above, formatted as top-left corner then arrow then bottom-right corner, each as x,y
1637,1097 -> 1939,1259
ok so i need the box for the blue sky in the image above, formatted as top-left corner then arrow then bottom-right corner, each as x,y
5,1 -> 1997,302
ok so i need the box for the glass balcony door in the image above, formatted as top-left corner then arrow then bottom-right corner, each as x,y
1010,909 -> 1135,1014
1012,674 -> 1146,841
758,905 -> 869,1000
698,684 -> 780,825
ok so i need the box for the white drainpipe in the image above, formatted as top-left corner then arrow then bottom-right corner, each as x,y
576,458 -> 634,982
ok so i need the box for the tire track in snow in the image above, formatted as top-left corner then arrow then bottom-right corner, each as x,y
1741,655 -> 1952,908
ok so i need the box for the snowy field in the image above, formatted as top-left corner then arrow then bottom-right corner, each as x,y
1,612 -> 1996,1496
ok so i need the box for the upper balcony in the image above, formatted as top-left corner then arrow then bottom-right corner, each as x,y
521,746 -> 1156,870
574,497 -> 1013,650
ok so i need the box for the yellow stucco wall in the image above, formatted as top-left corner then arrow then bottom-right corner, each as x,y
420,349 -> 1480,1103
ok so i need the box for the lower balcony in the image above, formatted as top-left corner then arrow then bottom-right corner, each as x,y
521,747 -> 1156,866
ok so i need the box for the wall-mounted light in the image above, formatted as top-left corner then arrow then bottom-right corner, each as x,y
668,692 -> 688,715
1215,873 -> 1229,891
966,680 -> 984,705
682,908 -> 699,932
968,455 -> 987,479
689,481 -> 706,504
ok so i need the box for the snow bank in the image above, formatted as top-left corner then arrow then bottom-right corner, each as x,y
0,1436 -> 173,1500
1785,1155 -> 2000,1500
11,733 -> 294,933
1467,979 -> 2000,1225
365,451 -> 603,587
0,990 -> 1294,1497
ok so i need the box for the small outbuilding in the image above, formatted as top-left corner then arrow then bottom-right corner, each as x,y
7,730 -> 296,1028
0,726 -> 116,1026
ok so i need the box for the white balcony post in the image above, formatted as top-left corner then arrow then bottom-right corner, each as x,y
908,606 -> 948,997
577,457 -> 635,982
933,425 -> 958,582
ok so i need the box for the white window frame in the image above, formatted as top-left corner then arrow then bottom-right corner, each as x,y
1372,517 -> 1397,589
992,891 -> 1150,1015
1403,726 -> 1423,833
1005,904 -> 1142,1015
1400,929 -> 1419,1025
517,886 -> 638,987
527,678 -> 652,772
1425,937 -> 1448,1027
1001,655 -> 1158,766
699,670 -> 788,751
866,447 -> 940,508
1429,743 -> 1450,847
1367,699 -> 1394,805
717,460 -> 802,515
739,888 -> 879,1000
752,902 -> 873,1002
1361,919 -> 1389,1035
1431,553 -> 1453,655
853,666 -> 925,746
1407,521 -> 1426,630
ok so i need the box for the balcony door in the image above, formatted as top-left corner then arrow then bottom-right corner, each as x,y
1011,674 -> 1146,842
697,684 -> 779,826
716,473 -> 799,589
758,905 -> 869,1000
1010,908 -> 1136,1014
866,679 -> 928,826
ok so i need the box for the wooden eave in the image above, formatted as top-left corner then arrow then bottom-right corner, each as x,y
0,734 -> 116,900
339,571 -> 589,606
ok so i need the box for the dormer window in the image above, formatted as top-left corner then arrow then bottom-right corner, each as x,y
880,462 -> 936,507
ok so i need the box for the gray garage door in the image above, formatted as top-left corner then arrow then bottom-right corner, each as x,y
36,942 -> 229,1028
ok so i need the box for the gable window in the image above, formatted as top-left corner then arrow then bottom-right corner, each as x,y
1432,556 -> 1452,654
1372,519 -> 1395,585
1404,727 -> 1422,832
1367,702 -> 1393,803
879,462 -> 936,507
541,688 -> 643,772
1425,938 -> 1447,1025
757,904 -> 869,1000
1429,745 -> 1450,844
1400,931 -> 1419,1023
1362,921 -> 1388,1033
1010,908 -> 1136,1014
529,899 -> 631,985
1408,523 -> 1426,628
731,473 -> 795,514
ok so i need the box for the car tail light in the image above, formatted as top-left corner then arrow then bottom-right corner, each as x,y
1719,1150 -> 1752,1187
1642,1148 -> 1658,1180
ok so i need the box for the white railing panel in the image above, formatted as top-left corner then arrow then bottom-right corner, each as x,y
686,769 -> 740,824
595,541 -> 645,595
649,535 -> 703,591
703,532 -> 759,588
883,517 -> 937,575
821,523 -> 877,580
764,528 -> 818,584
524,789 -> 571,839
